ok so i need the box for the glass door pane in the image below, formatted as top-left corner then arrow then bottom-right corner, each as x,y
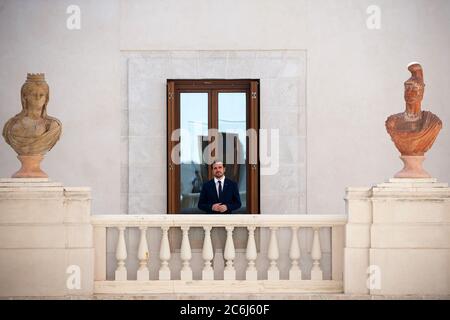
218,92 -> 247,213
180,92 -> 208,213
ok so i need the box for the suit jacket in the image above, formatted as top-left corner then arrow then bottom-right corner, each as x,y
198,178 -> 242,214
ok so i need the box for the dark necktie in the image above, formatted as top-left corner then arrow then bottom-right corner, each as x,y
218,180 -> 223,200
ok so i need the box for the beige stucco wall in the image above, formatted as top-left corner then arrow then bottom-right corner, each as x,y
0,0 -> 449,216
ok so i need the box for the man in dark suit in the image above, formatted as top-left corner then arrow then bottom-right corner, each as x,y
198,161 -> 242,214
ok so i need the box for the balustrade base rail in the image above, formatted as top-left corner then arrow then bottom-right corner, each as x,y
94,280 -> 343,295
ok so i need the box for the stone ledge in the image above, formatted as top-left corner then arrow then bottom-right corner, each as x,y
0,178 -> 62,188
64,187 -> 92,200
94,280 -> 343,295
0,178 -> 50,183
93,293 -> 450,300
374,178 -> 449,196
344,188 -> 372,200
371,189 -> 450,198
3,294 -> 449,300
388,178 -> 438,183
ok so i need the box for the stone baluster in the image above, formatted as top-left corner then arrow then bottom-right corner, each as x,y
115,226 -> 127,281
180,226 -> 192,281
267,227 -> 280,280
311,227 -> 323,280
159,226 -> 171,280
224,226 -> 236,280
246,226 -> 258,281
137,227 -> 149,281
202,226 -> 214,280
289,226 -> 302,280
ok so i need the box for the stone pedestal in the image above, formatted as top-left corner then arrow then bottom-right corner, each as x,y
0,178 -> 93,297
394,156 -> 431,178
13,155 -> 48,178
344,178 -> 450,296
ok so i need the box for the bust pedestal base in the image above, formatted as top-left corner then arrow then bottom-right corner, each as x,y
12,155 -> 47,178
394,155 -> 430,178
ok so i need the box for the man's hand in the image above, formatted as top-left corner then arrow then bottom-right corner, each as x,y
212,203 -> 221,212
212,203 -> 228,213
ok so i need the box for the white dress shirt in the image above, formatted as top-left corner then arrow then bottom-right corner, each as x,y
213,176 -> 225,200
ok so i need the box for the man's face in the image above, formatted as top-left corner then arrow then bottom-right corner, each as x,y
212,162 -> 225,178
25,85 -> 47,112
404,82 -> 424,104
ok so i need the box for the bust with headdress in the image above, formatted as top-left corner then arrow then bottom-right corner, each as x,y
385,63 -> 442,178
3,73 -> 62,177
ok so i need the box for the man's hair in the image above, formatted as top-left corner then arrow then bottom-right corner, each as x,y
211,160 -> 225,168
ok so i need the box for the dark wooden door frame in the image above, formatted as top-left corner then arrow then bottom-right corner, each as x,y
167,79 -> 260,214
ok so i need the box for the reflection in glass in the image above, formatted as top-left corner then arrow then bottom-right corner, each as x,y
180,93 -> 208,213
218,92 -> 247,213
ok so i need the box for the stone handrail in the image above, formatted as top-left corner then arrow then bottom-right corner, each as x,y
91,214 -> 347,227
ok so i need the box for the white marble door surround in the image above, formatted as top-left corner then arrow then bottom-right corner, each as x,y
121,50 -> 307,216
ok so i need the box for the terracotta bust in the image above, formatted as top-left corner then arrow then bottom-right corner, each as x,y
385,63 -> 442,178
3,73 -> 62,177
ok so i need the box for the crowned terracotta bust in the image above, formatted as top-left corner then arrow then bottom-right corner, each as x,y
385,63 -> 442,178
3,73 -> 62,178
